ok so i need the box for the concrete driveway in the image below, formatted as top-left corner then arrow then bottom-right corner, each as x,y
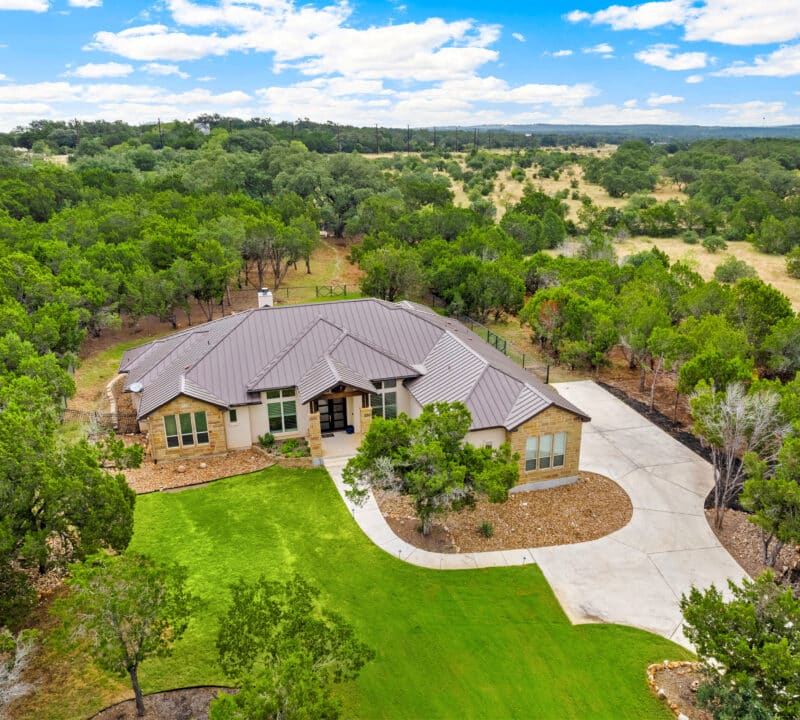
325,381 -> 748,648
537,381 -> 748,646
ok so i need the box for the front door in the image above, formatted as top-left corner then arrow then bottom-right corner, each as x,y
319,397 -> 347,433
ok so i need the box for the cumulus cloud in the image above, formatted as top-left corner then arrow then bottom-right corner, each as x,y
0,0 -> 48,10
647,94 -> 684,105
583,43 -> 614,54
141,62 -> 190,79
714,44 -> 800,77
706,100 -> 799,125
64,62 -> 134,78
567,1 -> 800,46
68,0 -> 101,7
635,44 -> 709,71
685,74 -> 703,83
551,49 -> 573,57
512,32 -> 525,42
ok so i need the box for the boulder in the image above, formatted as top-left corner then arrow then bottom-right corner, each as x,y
176,464 -> 187,474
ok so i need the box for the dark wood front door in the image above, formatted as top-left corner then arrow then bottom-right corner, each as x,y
319,397 -> 347,433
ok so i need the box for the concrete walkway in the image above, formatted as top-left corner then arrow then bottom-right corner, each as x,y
324,380 -> 748,648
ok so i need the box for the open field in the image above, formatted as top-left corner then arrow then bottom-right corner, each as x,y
615,235 -> 800,310
14,466 -> 688,720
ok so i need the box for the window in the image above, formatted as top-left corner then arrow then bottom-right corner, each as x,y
553,432 -> 566,468
538,434 -> 553,469
524,432 -> 567,472
370,379 -> 398,419
229,409 -> 238,423
163,411 -> 209,450
266,388 -> 297,433
525,437 -> 538,471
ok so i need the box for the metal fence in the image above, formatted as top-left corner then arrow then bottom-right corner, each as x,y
62,408 -> 140,435
457,315 -> 551,383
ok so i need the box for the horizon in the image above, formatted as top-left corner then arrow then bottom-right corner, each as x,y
1,2 -> 800,132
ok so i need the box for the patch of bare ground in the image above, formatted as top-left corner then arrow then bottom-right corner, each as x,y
707,508 -> 800,581
649,663 -> 710,720
375,471 -> 632,553
124,448 -> 272,493
91,687 -> 237,720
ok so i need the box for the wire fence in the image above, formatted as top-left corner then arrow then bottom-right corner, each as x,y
457,315 -> 551,383
62,408 -> 140,435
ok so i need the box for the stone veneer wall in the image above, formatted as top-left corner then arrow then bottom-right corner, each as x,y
148,395 -> 228,461
308,411 -> 322,459
507,406 -> 583,484
359,406 -> 372,437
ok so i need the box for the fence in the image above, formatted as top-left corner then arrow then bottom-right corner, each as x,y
314,284 -> 349,298
457,315 -> 551,383
62,408 -> 140,435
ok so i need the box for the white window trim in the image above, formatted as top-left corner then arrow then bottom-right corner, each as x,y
164,411 -> 210,450
524,432 -> 567,472
266,388 -> 298,434
370,379 -> 398,419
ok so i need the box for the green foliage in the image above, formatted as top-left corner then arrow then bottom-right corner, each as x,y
343,402 -> 518,534
359,244 -> 423,302
258,432 -> 275,449
478,520 -> 494,538
787,246 -> 800,278
681,572 -> 800,719
713,255 -> 757,284
56,552 -> 196,715
701,234 -> 727,253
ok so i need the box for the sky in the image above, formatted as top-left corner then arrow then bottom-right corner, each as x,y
1,0 -> 800,131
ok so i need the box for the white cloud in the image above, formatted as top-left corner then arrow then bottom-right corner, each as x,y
647,94 -> 684,105
705,100 -> 799,125
512,32 -> 525,42
635,44 -> 708,71
68,0 -> 101,7
567,1 -> 800,46
551,49 -> 573,57
141,62 -> 190,79
623,99 -> 638,107
0,0 -> 48,10
583,43 -> 614,54
196,75 -> 215,82
685,74 -> 703,83
714,44 -> 800,77
64,62 -> 134,78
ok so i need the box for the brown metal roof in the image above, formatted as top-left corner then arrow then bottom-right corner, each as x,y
121,298 -> 589,428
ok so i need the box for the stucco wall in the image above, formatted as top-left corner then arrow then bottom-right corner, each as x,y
149,395 -> 228,461
465,428 -> 508,449
248,391 -> 309,443
507,407 -> 583,484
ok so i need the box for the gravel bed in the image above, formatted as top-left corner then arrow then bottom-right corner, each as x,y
124,449 -> 272,493
651,664 -> 710,720
375,471 -> 632,553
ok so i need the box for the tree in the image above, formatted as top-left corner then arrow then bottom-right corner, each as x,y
189,239 -> 239,320
0,629 -> 37,713
787,246 -> 800,279
726,278 -> 793,348
740,447 -> 800,567
690,382 -> 789,529
681,572 -> 800,720
56,553 -> 196,717
211,574 -> 373,720
343,402 -> 518,534
762,316 -> 800,379
359,245 -> 423,301
713,255 -> 756,284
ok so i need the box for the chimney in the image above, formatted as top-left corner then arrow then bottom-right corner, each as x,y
257,288 -> 274,308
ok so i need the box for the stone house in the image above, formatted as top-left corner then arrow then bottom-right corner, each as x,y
120,298 -> 589,487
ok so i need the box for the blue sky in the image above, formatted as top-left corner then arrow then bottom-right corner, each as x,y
0,0 -> 799,130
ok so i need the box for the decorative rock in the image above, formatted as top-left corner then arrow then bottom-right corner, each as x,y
678,714 -> 690,720
176,465 -> 187,473
199,462 -> 208,469
689,680 -> 699,692
657,688 -> 667,700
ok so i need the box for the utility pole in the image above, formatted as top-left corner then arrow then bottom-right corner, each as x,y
157,117 -> 164,148
74,118 -> 80,145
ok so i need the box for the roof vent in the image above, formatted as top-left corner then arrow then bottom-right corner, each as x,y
129,382 -> 143,393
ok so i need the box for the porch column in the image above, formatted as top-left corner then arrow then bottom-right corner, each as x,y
359,406 -> 372,437
308,411 -> 323,459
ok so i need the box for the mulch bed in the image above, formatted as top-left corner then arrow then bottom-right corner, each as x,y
650,663 -> 711,720
375,471 -> 632,553
124,449 -> 272,493
91,687 -> 237,720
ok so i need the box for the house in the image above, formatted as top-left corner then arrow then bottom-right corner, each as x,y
120,298 -> 590,487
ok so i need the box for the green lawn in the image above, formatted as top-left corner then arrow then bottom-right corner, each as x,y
122,466 -> 688,719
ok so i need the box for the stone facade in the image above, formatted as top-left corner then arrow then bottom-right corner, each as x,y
359,406 -> 373,437
308,411 -> 322,459
146,395 -> 228,462
507,406 -> 583,484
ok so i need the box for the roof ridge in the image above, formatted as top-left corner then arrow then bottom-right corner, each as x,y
331,326 -> 419,374
463,363 -> 490,405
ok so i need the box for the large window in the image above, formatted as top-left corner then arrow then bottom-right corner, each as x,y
524,432 -> 567,472
370,380 -> 398,419
267,388 -> 297,433
164,411 -> 209,449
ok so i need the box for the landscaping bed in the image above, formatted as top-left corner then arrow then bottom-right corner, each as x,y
648,662 -> 710,720
375,471 -> 632,553
91,687 -> 236,720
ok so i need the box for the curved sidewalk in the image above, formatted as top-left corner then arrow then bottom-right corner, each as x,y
324,381 -> 748,648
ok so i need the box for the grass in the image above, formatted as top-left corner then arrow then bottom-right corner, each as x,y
26,466 -> 690,719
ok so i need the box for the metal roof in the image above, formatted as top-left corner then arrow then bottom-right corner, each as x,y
121,298 -> 589,428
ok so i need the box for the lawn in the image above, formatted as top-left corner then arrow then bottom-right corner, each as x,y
25,466 -> 688,719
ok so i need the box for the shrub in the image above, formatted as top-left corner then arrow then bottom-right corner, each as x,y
787,246 -> 800,279
681,230 -> 699,245
280,438 -> 299,454
258,433 -> 275,449
479,521 -> 494,538
702,235 -> 727,253
713,255 -> 757,284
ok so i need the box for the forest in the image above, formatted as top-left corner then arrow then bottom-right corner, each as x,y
1,116 -> 799,650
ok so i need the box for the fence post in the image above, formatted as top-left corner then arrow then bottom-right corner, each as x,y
545,365 -> 550,384
315,286 -> 320,298
522,353 -> 526,369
